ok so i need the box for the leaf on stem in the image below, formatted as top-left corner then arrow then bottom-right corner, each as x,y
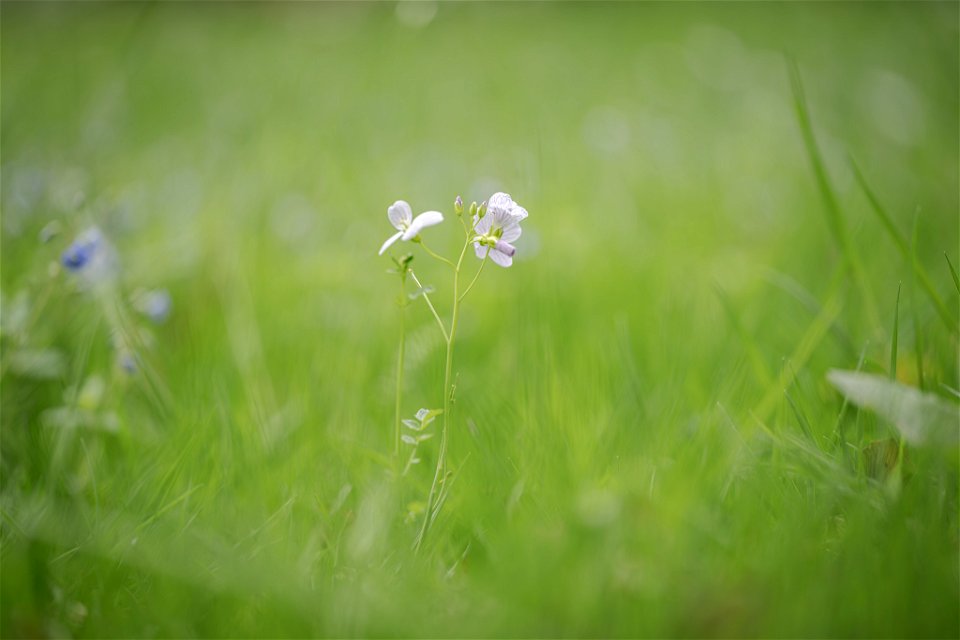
408,285 -> 435,300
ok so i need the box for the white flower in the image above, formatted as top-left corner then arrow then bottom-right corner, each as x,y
473,192 -> 528,268
378,200 -> 444,255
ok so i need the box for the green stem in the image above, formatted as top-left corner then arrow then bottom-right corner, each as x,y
394,278 -> 406,459
415,240 -> 471,553
409,270 -> 449,342
418,241 -> 457,269
459,250 -> 489,303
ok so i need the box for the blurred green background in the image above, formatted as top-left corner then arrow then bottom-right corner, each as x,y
2,2 -> 958,637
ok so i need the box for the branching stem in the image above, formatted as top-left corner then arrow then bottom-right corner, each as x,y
415,239 -> 471,553
459,250 -> 489,303
409,270 -> 449,342
394,276 -> 406,458
418,241 -> 457,270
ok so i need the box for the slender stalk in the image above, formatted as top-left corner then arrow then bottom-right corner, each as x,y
418,241 -> 457,269
415,240 -> 471,553
409,270 -> 449,342
394,278 -> 406,458
459,250 -> 489,303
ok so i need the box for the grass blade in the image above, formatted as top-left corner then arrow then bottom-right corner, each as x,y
714,283 -> 773,387
787,57 -> 879,329
946,253 -> 960,295
911,220 -> 925,389
785,388 -> 815,442
850,157 -> 956,331
754,267 -> 844,421
849,157 -> 910,255
890,282 -> 901,380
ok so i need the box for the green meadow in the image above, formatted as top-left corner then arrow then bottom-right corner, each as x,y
2,2 -> 958,637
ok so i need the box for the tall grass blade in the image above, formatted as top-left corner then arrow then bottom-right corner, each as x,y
946,253 -> 960,295
787,57 -> 879,328
890,282 -> 900,380
714,284 -> 773,387
911,220 -> 925,389
849,157 -> 955,331
849,157 -> 910,255
754,268 -> 843,421
785,388 -> 815,442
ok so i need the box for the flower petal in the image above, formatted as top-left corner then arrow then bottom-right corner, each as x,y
501,220 -> 522,243
474,242 -> 489,260
378,230 -> 403,255
509,204 -> 529,221
487,192 -> 514,217
492,208 -> 516,229
387,201 -> 413,230
473,213 -> 492,236
401,210 -> 444,241
488,248 -> 513,268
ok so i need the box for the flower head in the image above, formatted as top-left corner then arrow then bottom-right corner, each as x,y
473,192 -> 528,268
378,200 -> 444,255
133,288 -> 172,324
62,227 -> 102,270
61,227 -> 117,284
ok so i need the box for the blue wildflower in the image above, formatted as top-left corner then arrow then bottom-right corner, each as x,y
60,227 -> 116,284
134,289 -> 172,324
119,350 -> 137,375
62,228 -> 102,270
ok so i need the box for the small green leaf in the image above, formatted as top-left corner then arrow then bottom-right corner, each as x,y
408,285 -> 435,301
415,408 -> 442,425
828,370 -> 959,447
401,434 -> 418,446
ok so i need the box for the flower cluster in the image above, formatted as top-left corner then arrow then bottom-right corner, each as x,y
472,192 -> 528,268
378,192 -> 528,267
60,226 -> 173,374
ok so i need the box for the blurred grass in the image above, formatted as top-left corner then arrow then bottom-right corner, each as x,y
2,2 -> 958,637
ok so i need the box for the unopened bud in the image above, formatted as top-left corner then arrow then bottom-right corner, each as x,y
454,195 -> 463,215
477,200 -> 488,219
494,239 -> 516,257
468,201 -> 478,217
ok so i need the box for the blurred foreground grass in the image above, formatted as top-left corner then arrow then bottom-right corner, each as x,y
2,2 -> 958,637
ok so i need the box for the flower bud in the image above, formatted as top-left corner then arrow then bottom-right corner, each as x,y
477,200 -> 488,219
454,196 -> 463,216
468,201 -> 478,217
494,239 -> 516,257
